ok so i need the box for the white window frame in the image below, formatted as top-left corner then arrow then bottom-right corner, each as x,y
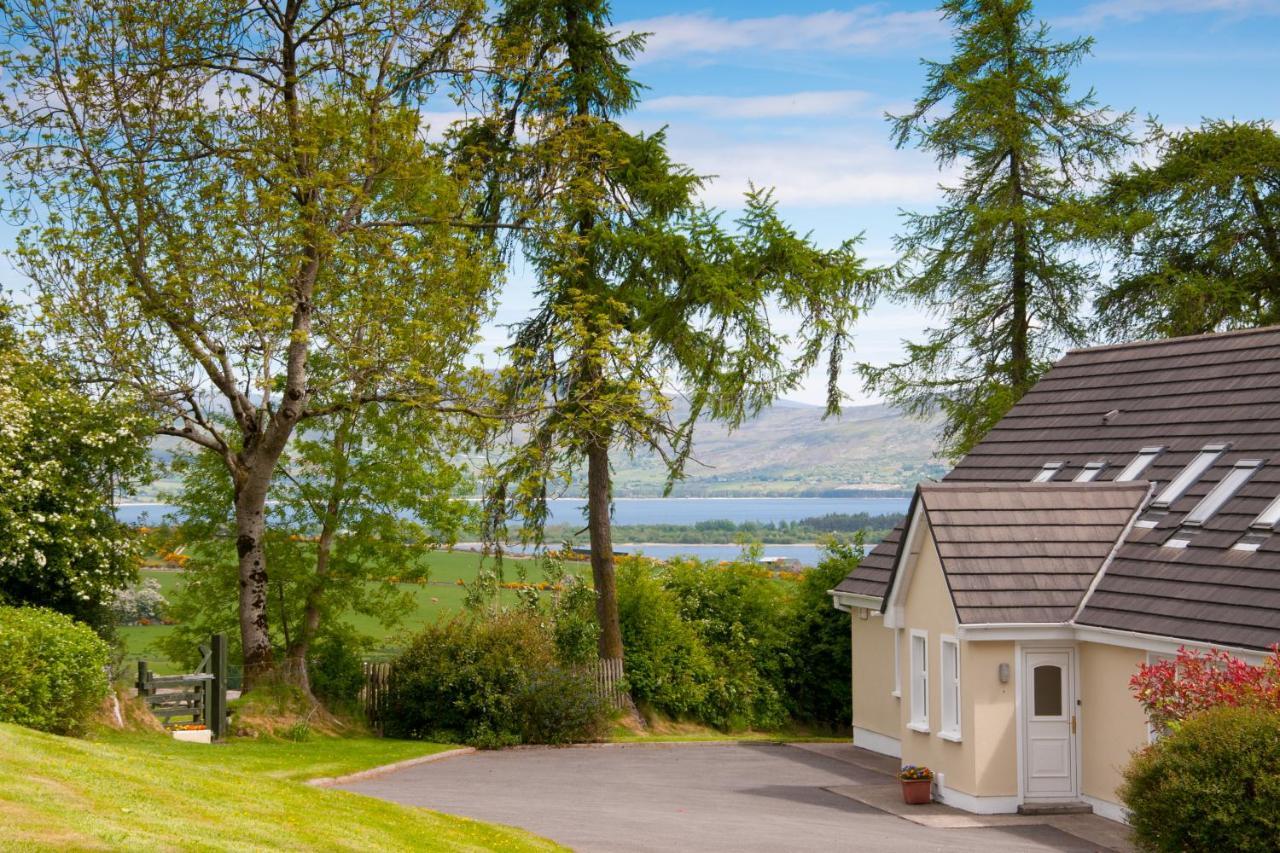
891,628 -> 902,698
1152,443 -> 1229,508
1183,460 -> 1262,526
1116,446 -> 1165,482
1033,462 -> 1065,483
1251,492 -> 1280,530
1074,462 -> 1107,482
939,636 -> 961,741
908,629 -> 929,732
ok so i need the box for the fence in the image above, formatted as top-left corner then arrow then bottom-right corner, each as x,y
361,661 -> 395,732
360,656 -> 629,732
137,633 -> 229,739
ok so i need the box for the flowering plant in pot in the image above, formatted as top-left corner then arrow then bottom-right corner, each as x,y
897,765 -> 934,804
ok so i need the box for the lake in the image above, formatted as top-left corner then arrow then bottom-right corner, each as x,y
116,496 -> 911,566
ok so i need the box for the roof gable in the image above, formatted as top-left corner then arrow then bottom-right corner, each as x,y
837,325 -> 1280,650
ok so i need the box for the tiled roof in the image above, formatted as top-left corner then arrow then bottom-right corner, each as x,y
836,325 -> 1280,651
914,482 -> 1147,624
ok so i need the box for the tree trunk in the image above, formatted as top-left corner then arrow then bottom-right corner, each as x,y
234,474 -> 275,689
586,437 -> 623,660
1009,148 -> 1031,395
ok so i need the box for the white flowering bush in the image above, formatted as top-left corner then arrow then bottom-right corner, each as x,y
0,306 -> 152,629
109,578 -> 168,625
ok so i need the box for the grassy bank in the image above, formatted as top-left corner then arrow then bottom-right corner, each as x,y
0,724 -> 561,851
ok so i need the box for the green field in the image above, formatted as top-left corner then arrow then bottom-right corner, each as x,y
0,723 -> 561,851
120,549 -> 553,674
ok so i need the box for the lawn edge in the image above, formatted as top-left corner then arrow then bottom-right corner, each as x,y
307,746 -> 476,787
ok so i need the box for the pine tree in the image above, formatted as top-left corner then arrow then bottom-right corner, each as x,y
862,0 -> 1132,458
477,0 -> 872,661
1093,119 -> 1280,339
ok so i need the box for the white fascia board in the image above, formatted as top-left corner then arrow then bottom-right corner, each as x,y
830,590 -> 883,613
883,498 -> 927,629
1072,624 -> 1269,663
958,621 -> 1269,663
957,623 -> 1076,642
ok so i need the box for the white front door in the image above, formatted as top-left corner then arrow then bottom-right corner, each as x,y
1022,649 -> 1077,800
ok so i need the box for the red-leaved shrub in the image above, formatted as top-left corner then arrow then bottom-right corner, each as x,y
1130,646 -> 1280,731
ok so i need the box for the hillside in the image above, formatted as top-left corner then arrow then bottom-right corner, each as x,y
610,401 -> 945,497
140,401 -> 944,500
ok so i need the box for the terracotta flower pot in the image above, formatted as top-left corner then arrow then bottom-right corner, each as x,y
900,778 -> 932,805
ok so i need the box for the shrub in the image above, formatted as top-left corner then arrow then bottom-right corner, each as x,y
514,666 -> 608,745
783,542 -> 857,727
384,612 -> 607,746
108,578 -> 168,625
0,605 -> 110,734
308,628 -> 368,711
616,558 -> 713,719
1121,706 -> 1280,852
1131,645 -> 1280,731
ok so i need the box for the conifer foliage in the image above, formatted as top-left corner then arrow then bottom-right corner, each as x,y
863,0 -> 1132,458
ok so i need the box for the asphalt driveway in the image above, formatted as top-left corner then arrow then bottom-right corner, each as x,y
340,742 -> 1115,852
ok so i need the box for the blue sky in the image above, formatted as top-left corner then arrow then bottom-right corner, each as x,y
487,0 -> 1280,406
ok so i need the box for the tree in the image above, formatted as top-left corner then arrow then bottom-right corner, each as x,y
1093,120 -> 1280,340
1,0 -> 498,685
473,0 -> 871,663
1130,645 -> 1280,733
862,0 -> 1132,458
159,402 -> 477,693
0,303 -> 150,631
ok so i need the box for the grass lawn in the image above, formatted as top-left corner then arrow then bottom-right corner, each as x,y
120,549 -> 556,674
92,730 -> 461,783
1,723 -> 562,851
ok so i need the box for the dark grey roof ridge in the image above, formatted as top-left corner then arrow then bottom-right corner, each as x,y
1064,324 -> 1280,356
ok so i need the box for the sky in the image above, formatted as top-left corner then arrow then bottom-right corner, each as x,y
483,0 -> 1280,406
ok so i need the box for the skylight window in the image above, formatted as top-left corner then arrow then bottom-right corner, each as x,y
1250,493 -> 1280,531
1033,462 -> 1065,483
1075,462 -> 1107,482
1152,444 -> 1230,509
1116,447 -> 1166,482
1183,461 -> 1263,527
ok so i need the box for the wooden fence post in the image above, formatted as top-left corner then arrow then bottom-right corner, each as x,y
136,660 -> 152,698
209,633 -> 227,740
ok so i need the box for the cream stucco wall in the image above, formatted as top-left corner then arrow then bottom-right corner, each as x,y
850,612 -> 899,739
964,640 -> 1018,796
1078,641 -> 1148,807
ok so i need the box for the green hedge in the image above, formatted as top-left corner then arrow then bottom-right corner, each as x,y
1121,705 -> 1280,852
0,606 -> 110,735
383,613 -> 606,746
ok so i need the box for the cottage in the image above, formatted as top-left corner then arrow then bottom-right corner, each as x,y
831,326 -> 1280,822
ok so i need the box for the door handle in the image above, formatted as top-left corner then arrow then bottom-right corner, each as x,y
1071,715 -> 1077,734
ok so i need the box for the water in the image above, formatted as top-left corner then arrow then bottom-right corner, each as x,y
115,496 -> 910,566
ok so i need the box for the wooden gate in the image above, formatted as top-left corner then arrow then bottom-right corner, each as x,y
137,633 -> 229,739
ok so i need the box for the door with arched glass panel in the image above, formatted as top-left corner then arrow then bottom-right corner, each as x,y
1022,649 -> 1077,800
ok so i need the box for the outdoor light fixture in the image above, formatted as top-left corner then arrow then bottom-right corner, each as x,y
998,663 -> 1010,684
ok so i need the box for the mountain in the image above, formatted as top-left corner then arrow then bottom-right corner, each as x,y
609,400 -> 946,497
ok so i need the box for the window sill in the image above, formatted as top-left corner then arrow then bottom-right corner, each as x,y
906,721 -> 930,734
891,690 -> 901,699
937,730 -> 962,743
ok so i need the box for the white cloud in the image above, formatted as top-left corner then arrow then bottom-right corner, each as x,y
1058,0 -> 1280,27
640,90 -> 873,120
666,136 -> 948,208
620,7 -> 946,64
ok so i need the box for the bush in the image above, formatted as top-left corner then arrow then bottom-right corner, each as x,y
308,628 -> 367,711
0,605 -> 110,734
514,666 -> 608,745
616,558 -> 713,719
384,612 -> 607,746
108,578 -> 168,625
783,542 -> 857,727
1121,706 -> 1280,852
